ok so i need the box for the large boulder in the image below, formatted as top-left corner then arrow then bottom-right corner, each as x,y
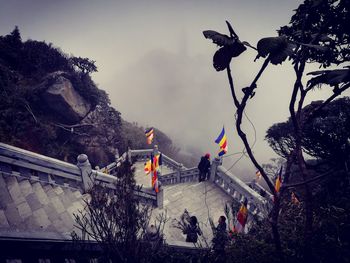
41,72 -> 91,124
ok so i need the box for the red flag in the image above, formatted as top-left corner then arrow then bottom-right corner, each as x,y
234,203 -> 248,233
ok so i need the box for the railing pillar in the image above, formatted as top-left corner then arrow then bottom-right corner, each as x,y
209,157 -> 221,182
127,147 -> 132,163
115,149 -> 120,162
157,185 -> 164,208
176,170 -> 181,183
77,154 -> 93,192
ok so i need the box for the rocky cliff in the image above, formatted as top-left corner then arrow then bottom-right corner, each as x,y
0,27 -> 197,168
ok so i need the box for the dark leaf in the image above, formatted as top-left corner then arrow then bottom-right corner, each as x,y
299,43 -> 329,52
213,46 -> 233,71
203,30 -> 234,47
307,68 -> 350,88
230,42 -> 247,58
256,36 -> 296,65
213,43 -> 247,71
311,33 -> 332,43
225,21 -> 239,39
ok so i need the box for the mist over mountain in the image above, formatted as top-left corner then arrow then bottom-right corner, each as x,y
0,28 -> 197,168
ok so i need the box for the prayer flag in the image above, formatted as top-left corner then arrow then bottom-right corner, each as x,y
275,167 -> 282,193
256,170 -> 261,180
234,202 -> 248,233
150,154 -> 160,193
215,126 -> 228,156
145,128 -> 154,145
144,160 -> 151,175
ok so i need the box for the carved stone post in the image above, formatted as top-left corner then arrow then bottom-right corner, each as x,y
156,182 -> 164,209
127,147 -> 132,163
77,154 -> 93,192
153,144 -> 159,156
114,149 -> 120,162
209,157 -> 221,182
176,170 -> 181,183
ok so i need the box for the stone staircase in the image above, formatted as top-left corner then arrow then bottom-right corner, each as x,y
0,172 -> 85,239
133,162 -> 233,244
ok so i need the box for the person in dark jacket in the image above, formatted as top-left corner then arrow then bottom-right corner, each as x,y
184,216 -> 202,243
212,216 -> 228,262
198,153 -> 211,182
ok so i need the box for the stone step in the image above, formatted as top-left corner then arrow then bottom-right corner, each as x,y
0,209 -> 10,228
60,188 -> 76,209
0,170 -> 85,237
0,175 -> 12,210
32,182 -> 49,206
6,176 -> 25,205
25,192 -> 43,211
0,172 -> 6,188
49,195 -> 66,215
42,183 -> 53,193
18,179 -> 34,198
4,202 -> 23,228
53,185 -> 64,196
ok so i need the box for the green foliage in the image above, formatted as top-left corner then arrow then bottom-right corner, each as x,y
20,40 -> 70,78
70,56 -> 97,74
307,67 -> 350,90
68,72 -> 101,108
204,1 -> 350,262
73,160 -> 166,263
0,27 -> 117,165
278,0 -> 350,67
0,27 -> 192,170
266,97 -> 350,165
256,36 -> 296,65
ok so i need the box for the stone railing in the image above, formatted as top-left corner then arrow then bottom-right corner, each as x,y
248,179 -> 274,200
209,157 -> 271,217
0,143 -> 82,190
130,148 -> 186,171
0,143 -> 160,207
159,167 -> 199,186
129,147 -> 270,217
0,142 -> 270,214
129,147 -> 199,186
179,167 -> 199,182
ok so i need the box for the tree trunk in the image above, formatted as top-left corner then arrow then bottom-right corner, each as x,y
270,197 -> 284,263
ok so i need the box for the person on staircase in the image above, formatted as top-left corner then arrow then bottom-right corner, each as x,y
183,215 -> 202,243
212,215 -> 228,262
198,153 -> 211,182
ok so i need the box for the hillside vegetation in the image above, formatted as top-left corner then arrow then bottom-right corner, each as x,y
0,27 -> 196,167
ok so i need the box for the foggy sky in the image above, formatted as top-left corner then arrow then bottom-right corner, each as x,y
1,0 -> 348,180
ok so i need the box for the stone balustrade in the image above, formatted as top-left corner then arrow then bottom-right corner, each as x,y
130,148 -> 185,171
159,167 -> 199,186
0,142 -> 271,216
210,158 -> 270,217
0,143 -> 82,190
0,143 -> 158,207
130,147 -> 271,217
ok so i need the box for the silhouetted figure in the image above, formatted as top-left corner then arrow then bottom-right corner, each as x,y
212,216 -> 228,262
198,153 -> 211,182
144,224 -> 163,251
145,224 -> 160,243
184,216 -> 202,243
